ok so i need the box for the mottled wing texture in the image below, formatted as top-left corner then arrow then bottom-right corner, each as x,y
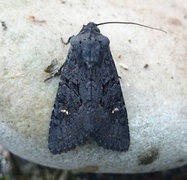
48,22 -> 130,154
93,46 -> 130,152
48,47 -> 91,154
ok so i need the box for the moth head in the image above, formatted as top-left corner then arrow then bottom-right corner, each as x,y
80,22 -> 100,34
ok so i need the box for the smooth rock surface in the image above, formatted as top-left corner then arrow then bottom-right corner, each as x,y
0,0 -> 187,173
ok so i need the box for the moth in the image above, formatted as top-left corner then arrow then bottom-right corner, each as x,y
47,22 -> 165,154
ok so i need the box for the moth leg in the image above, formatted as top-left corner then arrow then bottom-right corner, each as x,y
44,64 -> 64,82
61,36 -> 74,45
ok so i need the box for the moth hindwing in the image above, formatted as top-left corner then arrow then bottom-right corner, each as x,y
48,22 -> 130,154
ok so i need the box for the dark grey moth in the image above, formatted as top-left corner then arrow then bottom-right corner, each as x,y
48,22 -> 165,154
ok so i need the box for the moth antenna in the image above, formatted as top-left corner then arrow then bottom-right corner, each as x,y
96,21 -> 167,34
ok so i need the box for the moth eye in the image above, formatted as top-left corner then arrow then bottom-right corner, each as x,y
79,41 -> 82,44
95,28 -> 100,33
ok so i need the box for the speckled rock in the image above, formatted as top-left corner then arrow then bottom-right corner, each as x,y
0,0 -> 187,173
